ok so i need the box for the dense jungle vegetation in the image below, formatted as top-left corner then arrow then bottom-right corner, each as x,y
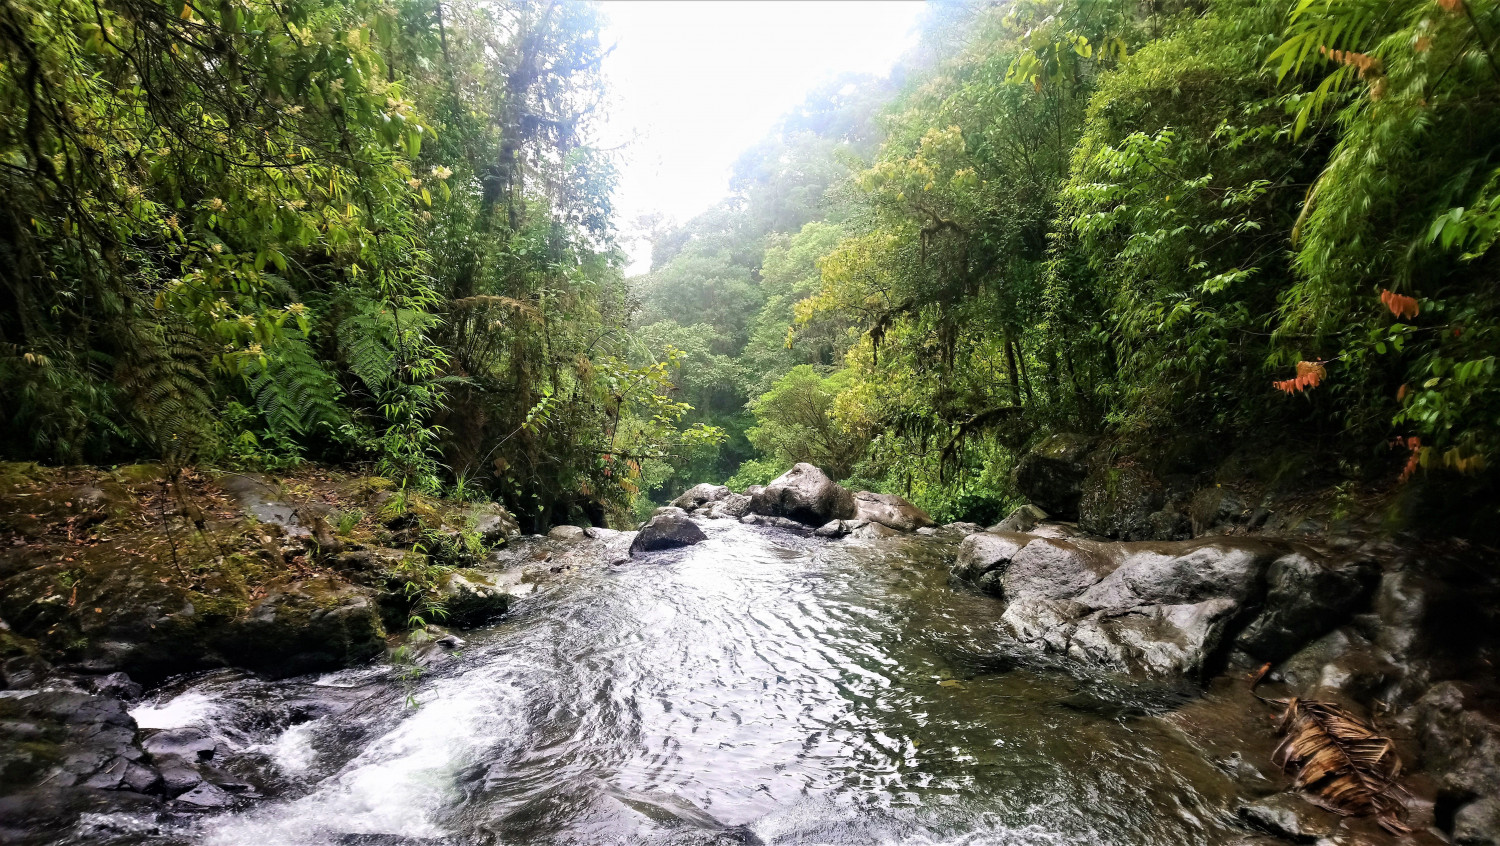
3,0 -> 1499,532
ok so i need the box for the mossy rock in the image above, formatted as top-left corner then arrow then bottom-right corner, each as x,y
1079,463 -> 1165,540
217,579 -> 385,678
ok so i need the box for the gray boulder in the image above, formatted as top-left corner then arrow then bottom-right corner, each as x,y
852,491 -> 934,532
630,510 -> 708,555
1011,433 -> 1094,519
1075,540 -> 1281,610
748,464 -> 856,526
1000,537 -> 1115,602
672,484 -> 731,511
950,531 -> 1030,584
547,525 -> 587,541
464,502 -> 520,545
704,493 -> 751,520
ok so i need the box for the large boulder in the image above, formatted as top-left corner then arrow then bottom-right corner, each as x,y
672,484 -> 731,512
1011,434 -> 1094,519
630,508 -> 708,556
748,464 -> 856,526
951,532 -> 1346,682
989,505 -> 1048,534
1078,463 -> 1165,540
851,491 -> 934,532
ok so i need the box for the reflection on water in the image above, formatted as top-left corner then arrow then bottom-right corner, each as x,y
97,522 -> 1246,845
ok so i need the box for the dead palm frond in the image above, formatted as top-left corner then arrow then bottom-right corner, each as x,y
1250,663 -> 1411,835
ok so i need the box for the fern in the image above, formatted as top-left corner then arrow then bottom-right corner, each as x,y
243,338 -> 347,437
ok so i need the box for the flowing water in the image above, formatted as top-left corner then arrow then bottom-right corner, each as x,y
81,521 -> 1252,845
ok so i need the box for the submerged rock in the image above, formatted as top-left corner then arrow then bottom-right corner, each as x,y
748,464 -> 856,526
631,509 -> 708,556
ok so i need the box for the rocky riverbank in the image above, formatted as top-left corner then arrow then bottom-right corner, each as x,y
2,459 -> 1497,845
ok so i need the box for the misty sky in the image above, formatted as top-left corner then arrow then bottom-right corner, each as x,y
596,1 -> 926,273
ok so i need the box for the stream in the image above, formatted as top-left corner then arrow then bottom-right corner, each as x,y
75,521 -> 1252,845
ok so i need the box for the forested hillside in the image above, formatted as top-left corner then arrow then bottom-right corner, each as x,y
3,0 -> 1498,535
0,0 -> 717,531
634,0 -> 1500,534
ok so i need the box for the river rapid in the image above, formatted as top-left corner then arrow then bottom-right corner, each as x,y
78,520 -> 1254,845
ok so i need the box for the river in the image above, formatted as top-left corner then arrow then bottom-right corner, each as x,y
81,520 -> 1250,845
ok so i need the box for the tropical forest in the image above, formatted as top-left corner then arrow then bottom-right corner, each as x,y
1,0 -> 1498,843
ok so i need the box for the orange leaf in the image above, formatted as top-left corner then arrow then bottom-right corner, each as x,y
1380,289 -> 1420,319
1397,384 -> 1409,402
1274,360 -> 1327,394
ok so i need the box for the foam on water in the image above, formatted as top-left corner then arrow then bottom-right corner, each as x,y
128,690 -> 217,729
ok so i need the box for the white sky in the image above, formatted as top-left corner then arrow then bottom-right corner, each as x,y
595,1 -> 927,273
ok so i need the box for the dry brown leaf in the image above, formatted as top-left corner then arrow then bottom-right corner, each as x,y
1271,697 -> 1411,834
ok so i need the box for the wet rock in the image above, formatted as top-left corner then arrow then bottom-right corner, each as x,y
1236,552 -> 1379,661
1079,463 -> 1165,541
585,526 -> 624,540
942,521 -> 985,536
950,532 -> 1029,585
851,491 -> 934,532
1237,794 -> 1340,842
547,525 -> 588,541
173,781 -> 236,809
1011,433 -> 1094,519
1065,598 -> 1240,680
1276,628 -> 1395,702
631,510 -> 708,556
814,520 -> 845,538
741,514 -> 816,535
437,570 -> 514,628
142,727 -> 219,762
748,464 -> 856,526
672,484 -> 731,511
849,521 -> 902,540
1001,537 -> 1114,602
989,505 -> 1048,534
90,672 -> 143,702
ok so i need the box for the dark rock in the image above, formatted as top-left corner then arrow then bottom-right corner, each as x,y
1011,433 -> 1094,519
1079,463 -> 1165,540
1147,509 -> 1191,541
848,521 -> 901,540
814,520 -> 846,538
672,484 -> 731,511
851,491 -> 934,532
1235,552 -> 1379,661
221,582 -> 385,678
173,781 -> 236,809
1276,628 -> 1395,702
630,510 -> 708,556
941,521 -> 985,536
1416,682 -> 1500,830
989,505 -> 1047,534
748,464 -> 856,526
1237,794 -> 1339,842
1190,487 -> 1249,535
